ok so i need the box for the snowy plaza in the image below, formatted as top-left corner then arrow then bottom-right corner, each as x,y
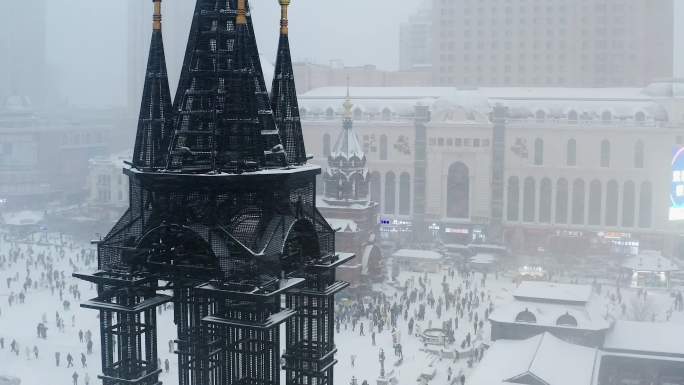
1,229 -> 683,385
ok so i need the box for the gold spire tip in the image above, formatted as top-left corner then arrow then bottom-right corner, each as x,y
343,78 -> 353,119
279,0 -> 291,35
237,0 -> 247,25
153,0 -> 162,31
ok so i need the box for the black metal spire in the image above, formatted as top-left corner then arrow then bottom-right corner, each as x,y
131,0 -> 174,170
166,0 -> 285,174
270,0 -> 307,165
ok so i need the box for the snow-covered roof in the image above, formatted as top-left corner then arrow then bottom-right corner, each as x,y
469,253 -> 498,265
621,251 -> 680,272
603,321 -> 684,357
326,218 -> 358,233
393,249 -> 443,260
513,282 -> 593,304
330,120 -> 365,160
468,333 -> 599,385
1,210 -> 45,226
489,300 -> 610,331
298,86 -> 669,122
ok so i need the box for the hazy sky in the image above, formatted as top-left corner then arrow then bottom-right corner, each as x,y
45,0 -> 684,108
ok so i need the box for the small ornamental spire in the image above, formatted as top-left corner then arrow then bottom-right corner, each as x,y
279,0 -> 290,35
237,0 -> 247,25
343,77 -> 353,120
153,0 -> 162,31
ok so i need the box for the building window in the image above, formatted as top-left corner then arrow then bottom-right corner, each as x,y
556,313 -> 578,327
384,172 -> 396,214
588,180 -> 602,225
555,178 -> 568,224
600,139 -> 610,167
639,181 -> 652,228
536,110 -> 546,121
515,309 -> 536,323
605,180 -> 619,226
572,179 -> 585,225
507,176 -> 520,221
326,107 -> 334,119
539,178 -> 552,223
566,139 -> 577,166
523,177 -> 536,222
602,110 -> 612,122
370,172 -> 381,203
382,108 -> 392,121
380,135 -> 388,160
622,181 -> 635,227
634,140 -> 644,168
353,108 -> 363,120
447,162 -> 470,218
323,133 -> 331,157
534,138 -> 544,165
399,172 -> 411,215
635,111 -> 646,123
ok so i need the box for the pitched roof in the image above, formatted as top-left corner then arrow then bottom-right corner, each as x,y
469,333 -> 599,385
603,321 -> 684,357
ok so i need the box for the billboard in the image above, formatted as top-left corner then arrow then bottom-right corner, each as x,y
670,147 -> 684,220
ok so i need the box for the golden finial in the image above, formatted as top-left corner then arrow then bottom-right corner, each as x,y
279,0 -> 291,35
237,0 -> 247,25
153,0 -> 162,31
343,77 -> 353,119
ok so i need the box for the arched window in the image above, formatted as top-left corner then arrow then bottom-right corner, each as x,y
515,309 -> 537,323
379,134 -> 388,160
568,110 -> 578,122
600,139 -> 610,167
382,108 -> 392,121
572,179 -> 586,225
325,107 -> 334,119
447,162 -> 470,218
353,107 -> 363,120
556,313 -> 578,327
602,110 -> 612,122
634,140 -> 644,168
635,111 -> 646,123
323,133 -> 331,157
399,172 -> 411,215
370,172 -> 381,203
622,181 -> 635,227
535,110 -> 546,121
523,177 -> 536,222
539,178 -> 552,223
555,178 -> 568,224
534,138 -> 544,166
605,180 -> 619,226
384,172 -> 396,214
639,181 -> 652,228
588,180 -> 602,225
507,176 -> 520,221
566,139 -> 577,166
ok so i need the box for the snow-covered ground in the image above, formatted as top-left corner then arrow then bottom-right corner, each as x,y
1,230 -> 682,385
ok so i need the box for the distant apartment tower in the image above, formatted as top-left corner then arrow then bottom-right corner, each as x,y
399,5 -> 432,72
431,0 -> 674,87
0,0 -> 47,107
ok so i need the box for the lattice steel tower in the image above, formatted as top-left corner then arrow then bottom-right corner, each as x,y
75,1 -> 352,385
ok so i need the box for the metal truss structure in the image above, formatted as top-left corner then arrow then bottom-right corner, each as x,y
76,1 -> 352,385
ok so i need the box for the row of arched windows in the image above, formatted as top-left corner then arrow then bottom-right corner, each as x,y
507,177 -> 652,228
322,133 -> 388,161
514,309 -> 578,327
369,172 -> 411,215
534,109 -> 647,123
301,107 -> 395,121
532,138 -> 644,168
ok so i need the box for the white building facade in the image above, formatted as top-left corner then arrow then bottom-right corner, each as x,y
299,83 -> 684,255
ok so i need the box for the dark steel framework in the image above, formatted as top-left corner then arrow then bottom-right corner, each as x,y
76,2 -> 351,385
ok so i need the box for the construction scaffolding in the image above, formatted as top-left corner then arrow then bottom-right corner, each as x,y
76,1 -> 351,385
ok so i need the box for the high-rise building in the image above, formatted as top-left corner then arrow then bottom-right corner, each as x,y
399,3 -> 432,72
0,0 -> 48,107
431,0 -> 674,87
